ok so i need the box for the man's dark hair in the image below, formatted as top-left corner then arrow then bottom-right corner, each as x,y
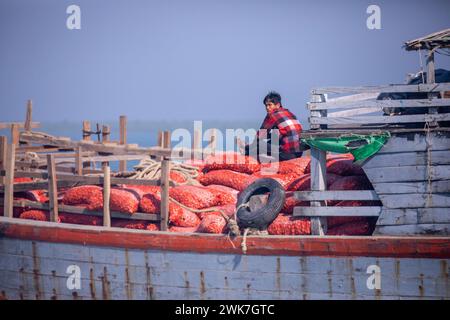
263,91 -> 282,106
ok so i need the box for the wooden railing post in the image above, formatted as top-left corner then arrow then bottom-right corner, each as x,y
4,143 -> 15,217
192,128 -> 201,160
309,93 -> 327,130
82,120 -> 91,141
0,136 -> 7,185
102,125 -> 111,167
10,123 -> 20,145
103,165 -> 111,227
310,147 -> 327,235
47,154 -> 59,222
119,115 -> 127,172
25,99 -> 33,132
75,146 -> 83,175
160,158 -> 170,231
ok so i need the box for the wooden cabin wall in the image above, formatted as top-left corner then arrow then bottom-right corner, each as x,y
362,131 -> 450,236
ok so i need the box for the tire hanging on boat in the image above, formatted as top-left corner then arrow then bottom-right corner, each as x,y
236,178 -> 285,230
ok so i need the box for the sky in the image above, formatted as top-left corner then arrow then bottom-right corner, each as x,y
0,0 -> 449,124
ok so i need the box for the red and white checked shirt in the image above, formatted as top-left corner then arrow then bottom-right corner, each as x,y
257,107 -> 303,153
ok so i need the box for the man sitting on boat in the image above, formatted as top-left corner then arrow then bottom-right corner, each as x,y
241,91 -> 304,162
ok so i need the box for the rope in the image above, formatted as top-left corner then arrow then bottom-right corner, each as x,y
129,158 -> 201,186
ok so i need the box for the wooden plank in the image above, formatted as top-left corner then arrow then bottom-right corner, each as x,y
293,206 -> 382,217
75,146 -> 83,175
119,115 -> 127,172
364,165 -> 450,183
10,124 -> 20,145
374,223 -> 450,236
82,154 -> 150,162
3,144 -> 15,217
82,121 -> 91,141
294,190 -> 379,201
103,165 -> 111,227
378,193 -> 450,209
19,132 -> 172,157
159,158 -> 170,231
24,100 -> 33,132
327,107 -> 382,117
376,208 -> 450,226
47,154 -> 59,222
377,132 -> 450,154
372,180 -> 450,194
309,147 -> 327,235
309,94 -> 327,130
308,98 -> 450,111
0,136 -> 7,185
363,150 -> 450,169
11,171 -> 160,186
311,83 -> 450,95
310,112 -> 450,125
2,199 -> 159,221
0,122 -> 39,130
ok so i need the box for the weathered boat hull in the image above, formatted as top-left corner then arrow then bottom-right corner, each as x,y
0,217 -> 449,300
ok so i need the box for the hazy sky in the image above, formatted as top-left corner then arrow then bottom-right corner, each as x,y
1,0 -> 449,123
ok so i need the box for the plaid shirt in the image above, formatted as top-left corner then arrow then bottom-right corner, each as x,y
257,107 -> 303,153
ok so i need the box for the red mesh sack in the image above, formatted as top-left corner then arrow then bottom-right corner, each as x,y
327,200 -> 381,228
169,226 -> 199,233
206,184 -> 238,205
59,212 -> 103,226
305,154 -> 364,176
327,220 -> 373,236
197,204 -> 236,220
170,171 -> 187,184
329,175 -> 373,191
111,219 -> 160,231
198,215 -> 227,234
14,177 -> 33,183
169,205 -> 201,227
198,170 -> 258,191
251,172 -> 299,190
203,152 -> 260,174
286,173 -> 341,192
260,157 -> 311,176
267,214 -> 311,235
62,185 -> 103,210
19,210 -> 50,221
170,185 -> 220,209
110,188 -> 140,214
122,185 -> 160,195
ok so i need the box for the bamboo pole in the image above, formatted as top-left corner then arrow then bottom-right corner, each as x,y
0,136 -> 7,185
47,154 -> 59,222
4,143 -> 15,217
103,165 -> 111,227
160,158 -> 170,231
25,100 -> 33,132
10,124 -> 20,145
119,116 -> 127,172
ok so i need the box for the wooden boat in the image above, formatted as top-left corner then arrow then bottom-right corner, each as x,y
1,30 -> 450,300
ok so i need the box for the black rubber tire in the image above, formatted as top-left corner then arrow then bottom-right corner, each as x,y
236,178 -> 285,230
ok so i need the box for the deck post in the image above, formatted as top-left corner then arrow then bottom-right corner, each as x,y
25,100 -> 33,132
75,146 -> 83,175
10,124 -> 20,145
0,136 -> 7,185
160,157 -> 170,231
4,143 -> 15,218
310,94 -> 327,130
193,128 -> 201,160
103,165 -> 111,227
82,120 -> 91,141
310,147 -> 327,235
47,154 -> 59,222
207,128 -> 217,156
119,115 -> 127,172
102,125 -> 111,167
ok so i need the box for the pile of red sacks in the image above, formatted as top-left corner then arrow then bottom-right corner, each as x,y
14,152 -> 378,236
